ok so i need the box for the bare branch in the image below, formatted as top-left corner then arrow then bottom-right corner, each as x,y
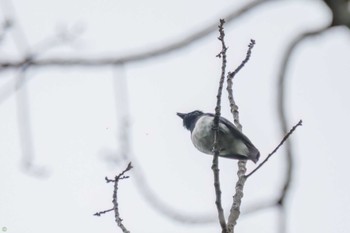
227,39 -> 255,130
95,162 -> 133,233
112,162 -> 133,233
245,120 -> 302,178
113,162 -> 133,233
212,19 -> 228,233
226,40 -> 256,233
227,161 -> 247,233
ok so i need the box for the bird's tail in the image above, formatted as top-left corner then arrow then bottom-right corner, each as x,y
247,145 -> 260,163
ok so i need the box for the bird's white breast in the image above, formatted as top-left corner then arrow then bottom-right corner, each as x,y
191,116 -> 215,154
191,115 -> 249,157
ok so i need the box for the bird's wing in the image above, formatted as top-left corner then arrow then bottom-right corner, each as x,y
206,113 -> 255,147
205,113 -> 260,163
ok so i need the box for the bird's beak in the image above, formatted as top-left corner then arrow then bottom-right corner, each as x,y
176,112 -> 186,119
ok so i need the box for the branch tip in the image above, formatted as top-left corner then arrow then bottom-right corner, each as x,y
245,120 -> 303,179
96,162 -> 133,233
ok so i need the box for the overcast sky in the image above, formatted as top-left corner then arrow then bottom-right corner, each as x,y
1,1 -> 350,233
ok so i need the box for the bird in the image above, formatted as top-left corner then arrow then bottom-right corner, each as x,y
177,110 -> 260,163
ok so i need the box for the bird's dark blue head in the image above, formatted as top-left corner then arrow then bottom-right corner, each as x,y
177,110 -> 204,131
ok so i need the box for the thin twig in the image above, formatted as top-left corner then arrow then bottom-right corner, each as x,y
226,40 -> 256,233
227,39 -> 255,130
245,120 -> 302,178
95,162 -> 133,233
94,208 -> 114,216
212,18 -> 228,233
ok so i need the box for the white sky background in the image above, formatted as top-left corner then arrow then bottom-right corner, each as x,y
0,0 -> 350,233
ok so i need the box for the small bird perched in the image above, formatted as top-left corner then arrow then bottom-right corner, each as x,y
177,110 -> 260,163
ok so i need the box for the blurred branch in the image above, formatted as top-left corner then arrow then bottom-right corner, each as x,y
0,0 -> 86,174
234,2 -> 346,228
0,19 -> 12,43
0,27 -> 83,105
3,0 -> 41,172
212,19 -> 228,233
238,25 -> 331,232
226,40 -> 256,233
15,67 -> 49,177
0,0 -> 31,55
0,0 -> 268,71
276,25 -> 330,232
101,65 -> 130,164
241,199 -> 276,215
112,65 -> 130,162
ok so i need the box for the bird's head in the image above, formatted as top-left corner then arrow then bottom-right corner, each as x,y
177,110 -> 204,131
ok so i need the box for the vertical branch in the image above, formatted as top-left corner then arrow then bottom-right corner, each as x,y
113,65 -> 130,162
95,162 -> 133,233
227,161 -> 246,233
2,0 -> 49,176
103,65 -> 130,164
212,18 -> 228,233
16,68 -> 34,168
226,40 -> 256,233
15,66 -> 48,176
112,162 -> 133,233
